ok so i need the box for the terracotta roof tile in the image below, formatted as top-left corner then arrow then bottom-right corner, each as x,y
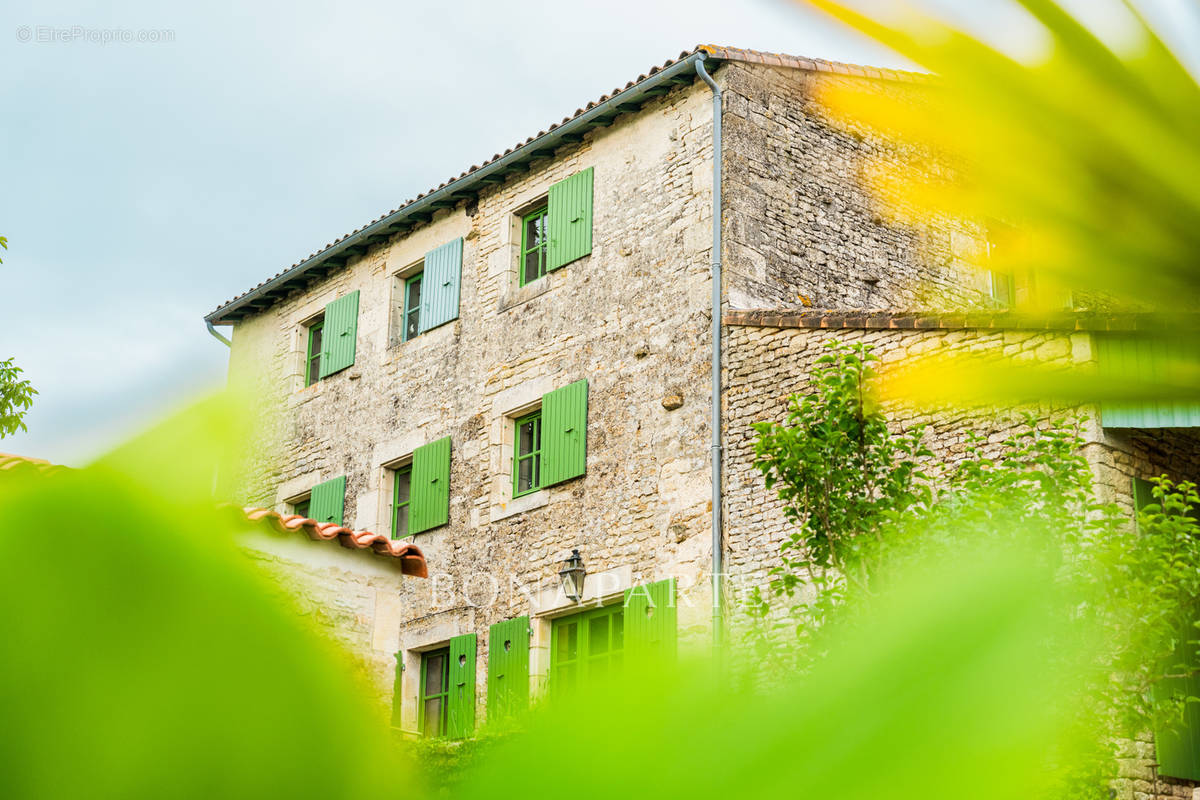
0,452 -> 69,476
244,508 -> 428,578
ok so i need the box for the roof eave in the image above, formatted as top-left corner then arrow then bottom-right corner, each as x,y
205,51 -> 713,326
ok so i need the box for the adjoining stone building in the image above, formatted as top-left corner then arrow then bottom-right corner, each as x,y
205,44 -> 1199,786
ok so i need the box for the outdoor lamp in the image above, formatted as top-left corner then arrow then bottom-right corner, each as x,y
559,549 -> 586,602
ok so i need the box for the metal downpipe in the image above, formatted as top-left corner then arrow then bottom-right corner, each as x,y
695,54 -> 723,655
206,321 -> 232,347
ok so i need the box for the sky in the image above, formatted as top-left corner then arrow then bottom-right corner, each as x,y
1,0 -> 1196,465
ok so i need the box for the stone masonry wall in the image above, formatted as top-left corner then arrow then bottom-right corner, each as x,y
721,63 -> 991,312
722,320 -> 1200,800
226,72 -> 726,730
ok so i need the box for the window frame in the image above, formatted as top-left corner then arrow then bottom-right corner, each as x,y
519,205 -> 549,287
392,463 -> 413,540
550,603 -> 625,695
402,271 -> 424,342
417,647 -> 451,738
291,496 -> 311,519
304,319 -> 324,386
512,410 -> 543,498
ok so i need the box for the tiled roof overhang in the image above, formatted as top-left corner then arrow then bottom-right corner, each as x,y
0,452 -> 69,476
205,45 -> 924,326
244,507 -> 429,578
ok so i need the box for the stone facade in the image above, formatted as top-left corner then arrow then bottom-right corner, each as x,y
212,49 -> 1197,785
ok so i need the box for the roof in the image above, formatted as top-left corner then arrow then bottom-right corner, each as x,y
206,45 -> 923,326
0,452 -> 70,476
244,507 -> 428,578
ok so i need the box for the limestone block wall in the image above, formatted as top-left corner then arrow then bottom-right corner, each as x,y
721,318 -> 1196,601
720,63 -> 991,311
225,74 -> 726,729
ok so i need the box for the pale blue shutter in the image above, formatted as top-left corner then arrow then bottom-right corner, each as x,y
419,238 -> 463,333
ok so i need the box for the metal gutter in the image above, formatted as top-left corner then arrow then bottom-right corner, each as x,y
206,320 -> 231,347
695,54 -> 724,655
205,51 -> 710,326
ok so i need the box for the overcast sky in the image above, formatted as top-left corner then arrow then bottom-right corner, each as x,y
2,0 -> 1195,465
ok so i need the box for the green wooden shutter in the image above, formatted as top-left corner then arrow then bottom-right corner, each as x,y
446,633 -> 476,739
419,238 -> 463,333
1098,335 -> 1200,428
1133,476 -> 1155,533
410,436 -> 451,534
624,578 -> 678,666
541,379 -> 588,487
319,290 -> 359,378
308,476 -> 345,526
487,616 -> 530,726
1154,669 -> 1200,781
390,652 -> 404,728
547,167 -> 593,271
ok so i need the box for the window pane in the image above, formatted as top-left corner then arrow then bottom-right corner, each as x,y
612,611 -> 624,650
525,214 -> 543,249
589,614 -> 610,655
422,697 -> 443,737
518,420 -> 535,456
395,469 -> 411,504
523,248 -> 542,284
556,622 -> 578,662
406,276 -> 422,311
293,500 -> 310,519
517,457 -> 534,494
424,653 -> 445,694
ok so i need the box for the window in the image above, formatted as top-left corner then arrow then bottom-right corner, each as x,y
513,411 -> 542,497
520,205 -> 549,286
392,464 -> 412,539
305,319 -> 323,386
403,272 -> 423,341
292,497 -> 311,519
551,603 -> 624,695
418,648 -> 450,738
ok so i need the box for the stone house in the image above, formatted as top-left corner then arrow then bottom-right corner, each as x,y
204,44 -> 1198,787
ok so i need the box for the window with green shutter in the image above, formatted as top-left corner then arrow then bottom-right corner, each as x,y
391,465 -> 412,539
510,380 -> 589,499
487,616 -> 530,725
418,647 -> 450,738
446,633 -> 477,739
520,205 -> 549,286
547,168 -> 594,271
1136,476 -> 1200,780
390,437 -> 452,537
308,476 -> 345,526
318,291 -> 359,378
550,603 -> 624,695
513,411 -> 542,497
304,319 -> 323,387
541,379 -> 588,487
624,578 -> 678,667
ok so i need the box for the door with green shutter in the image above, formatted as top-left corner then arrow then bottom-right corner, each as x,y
624,578 -> 678,667
547,167 -> 593,271
308,476 -> 345,526
487,616 -> 530,725
550,603 -> 624,695
446,633 -> 476,739
541,379 -> 588,487
318,291 -> 359,378
419,238 -> 463,333
409,436 -> 451,534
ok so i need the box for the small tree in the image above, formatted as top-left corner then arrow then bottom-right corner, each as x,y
746,340 -> 931,644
